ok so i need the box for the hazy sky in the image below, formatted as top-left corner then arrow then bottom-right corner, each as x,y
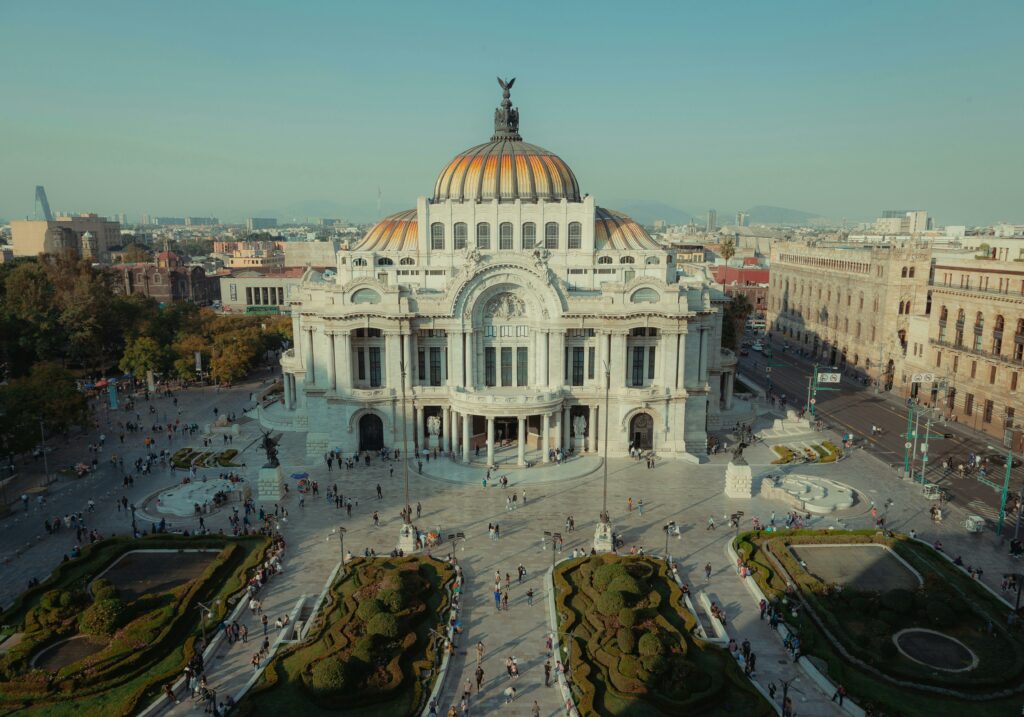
1,1 -> 1022,225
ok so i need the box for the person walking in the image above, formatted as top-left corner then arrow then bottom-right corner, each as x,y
475,665 -> 484,692
376,483 -> 383,500
544,659 -> 552,686
832,684 -> 846,706
476,641 -> 484,666
706,515 -> 716,530
704,562 -> 713,582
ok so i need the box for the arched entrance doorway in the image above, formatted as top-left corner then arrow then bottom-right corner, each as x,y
629,413 -> 654,451
359,414 -> 384,452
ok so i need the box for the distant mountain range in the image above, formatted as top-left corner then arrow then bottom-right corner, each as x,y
744,205 -> 827,226
250,199 -> 409,225
604,200 -> 693,226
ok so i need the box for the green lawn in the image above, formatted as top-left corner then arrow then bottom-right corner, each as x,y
554,555 -> 772,716
235,556 -> 453,717
735,529 -> 1024,717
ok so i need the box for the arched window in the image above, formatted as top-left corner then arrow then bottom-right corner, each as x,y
499,222 -> 513,250
645,256 -> 660,264
974,311 -> 984,329
620,256 -> 635,264
400,257 -> 415,265
939,306 -> 948,321
568,222 -> 582,249
995,315 -> 1005,332
597,256 -> 612,265
353,258 -> 367,266
544,222 -> 559,249
377,257 -> 393,266
453,222 -> 468,250
859,292 -> 864,309
630,288 -> 660,303
993,315 -> 1005,354
352,288 -> 381,304
901,266 -> 909,278
521,222 -> 536,250
476,223 -> 490,250
909,267 -> 916,278
430,222 -> 444,250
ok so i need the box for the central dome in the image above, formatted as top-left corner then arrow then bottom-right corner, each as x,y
433,140 -> 580,203
432,77 -> 581,204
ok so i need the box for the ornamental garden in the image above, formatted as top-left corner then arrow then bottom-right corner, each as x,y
0,534 -> 270,717
236,556 -> 453,717
554,555 -> 772,716
735,529 -> 1024,717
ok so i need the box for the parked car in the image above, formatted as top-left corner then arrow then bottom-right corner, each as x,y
751,342 -> 764,352
739,349 -> 750,357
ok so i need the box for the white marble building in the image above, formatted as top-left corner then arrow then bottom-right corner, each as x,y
261,81 -> 734,464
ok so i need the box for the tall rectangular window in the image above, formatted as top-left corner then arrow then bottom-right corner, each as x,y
588,347 -> 596,379
476,223 -> 490,250
990,365 -> 997,384
368,347 -> 382,387
568,222 -> 582,249
484,347 -> 496,387
454,222 -> 467,250
517,347 -> 528,386
545,222 -> 559,249
429,347 -> 441,386
521,222 -> 535,250
430,222 -> 444,250
648,346 -> 656,380
501,347 -> 512,386
229,283 -> 237,301
631,346 -> 645,386
418,349 -> 426,382
357,349 -> 366,380
983,399 -> 994,423
499,222 -> 513,250
1012,372 -> 1019,392
965,393 -> 974,415
565,347 -> 570,382
571,347 -> 585,386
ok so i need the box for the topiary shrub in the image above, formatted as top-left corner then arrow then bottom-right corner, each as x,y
607,574 -> 644,597
355,598 -> 383,622
593,563 -> 628,591
366,612 -> 399,639
618,607 -> 637,628
617,627 -> 636,654
58,591 -> 76,608
619,654 -> 640,679
880,588 -> 915,615
310,657 -> 349,694
378,589 -> 405,613
638,632 -> 663,657
640,653 -> 667,675
351,636 -> 375,665
80,598 -> 125,636
91,578 -> 119,602
925,600 -> 957,628
597,590 -> 626,615
40,590 -> 62,611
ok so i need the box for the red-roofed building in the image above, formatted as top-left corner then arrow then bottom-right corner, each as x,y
218,268 -> 316,315
711,265 -> 769,316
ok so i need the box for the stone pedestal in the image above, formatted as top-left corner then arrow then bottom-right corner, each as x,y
397,522 -> 417,553
593,521 -> 614,552
256,465 -> 284,503
724,460 -> 753,499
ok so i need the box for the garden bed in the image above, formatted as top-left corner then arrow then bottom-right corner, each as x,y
734,529 -> 1024,716
553,555 -> 771,716
236,556 -> 453,717
171,448 -> 242,470
0,534 -> 270,717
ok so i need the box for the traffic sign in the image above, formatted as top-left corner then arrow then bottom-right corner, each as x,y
911,373 -> 936,384
905,441 -> 912,449
818,372 -> 841,384
765,367 -> 772,373
810,398 -> 816,405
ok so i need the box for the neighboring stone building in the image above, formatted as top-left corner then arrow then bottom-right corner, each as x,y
11,213 -> 121,262
901,253 -> 1024,449
711,265 -> 769,318
284,240 -> 339,268
219,268 -> 306,314
261,82 -> 731,462
767,241 -> 931,388
112,251 -> 218,305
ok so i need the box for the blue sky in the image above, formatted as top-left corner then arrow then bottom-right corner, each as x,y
1,0 -> 1021,225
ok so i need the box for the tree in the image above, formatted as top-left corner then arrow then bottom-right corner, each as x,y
720,237 -> 736,263
0,362 -> 89,454
721,294 -> 754,351
119,335 -> 170,376
120,243 -> 151,263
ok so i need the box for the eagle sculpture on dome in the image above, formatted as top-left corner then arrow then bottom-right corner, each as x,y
493,77 -> 520,139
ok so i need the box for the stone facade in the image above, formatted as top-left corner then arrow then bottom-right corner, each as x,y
263,84 -> 732,463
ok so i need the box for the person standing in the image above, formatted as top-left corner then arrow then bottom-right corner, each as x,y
475,665 -> 484,692
544,659 -> 552,686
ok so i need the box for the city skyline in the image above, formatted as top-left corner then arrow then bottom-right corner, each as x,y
2,1 -> 1023,226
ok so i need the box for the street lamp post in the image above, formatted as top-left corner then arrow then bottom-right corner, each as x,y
194,599 -> 220,648
543,531 -> 562,569
397,356 -> 415,552
38,418 -> 50,488
130,504 -> 137,537
593,361 -> 613,552
337,526 -> 347,576
988,445 -> 1015,537
663,522 -> 676,559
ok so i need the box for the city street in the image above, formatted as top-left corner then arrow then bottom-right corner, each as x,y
738,338 -> 1024,537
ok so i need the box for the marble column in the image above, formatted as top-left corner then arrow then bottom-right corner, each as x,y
553,411 -> 562,452
465,330 -> 474,389
539,331 -> 549,387
303,328 -> 315,384
486,416 -> 495,466
563,405 -> 572,450
452,411 -> 461,456
326,332 -> 337,391
385,333 -> 401,389
283,374 -> 293,409
542,413 -> 550,462
724,371 -> 735,409
412,404 -> 419,450
462,412 -> 472,463
587,404 -> 595,452
450,331 -> 464,388
337,331 -> 352,390
403,330 -> 414,389
517,416 -> 526,466
611,332 -> 627,388
443,406 -> 452,453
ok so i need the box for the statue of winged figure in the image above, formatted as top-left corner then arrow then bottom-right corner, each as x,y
498,76 -> 515,95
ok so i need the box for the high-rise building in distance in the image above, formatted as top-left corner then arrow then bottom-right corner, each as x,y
707,209 -> 717,232
247,217 -> 278,231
